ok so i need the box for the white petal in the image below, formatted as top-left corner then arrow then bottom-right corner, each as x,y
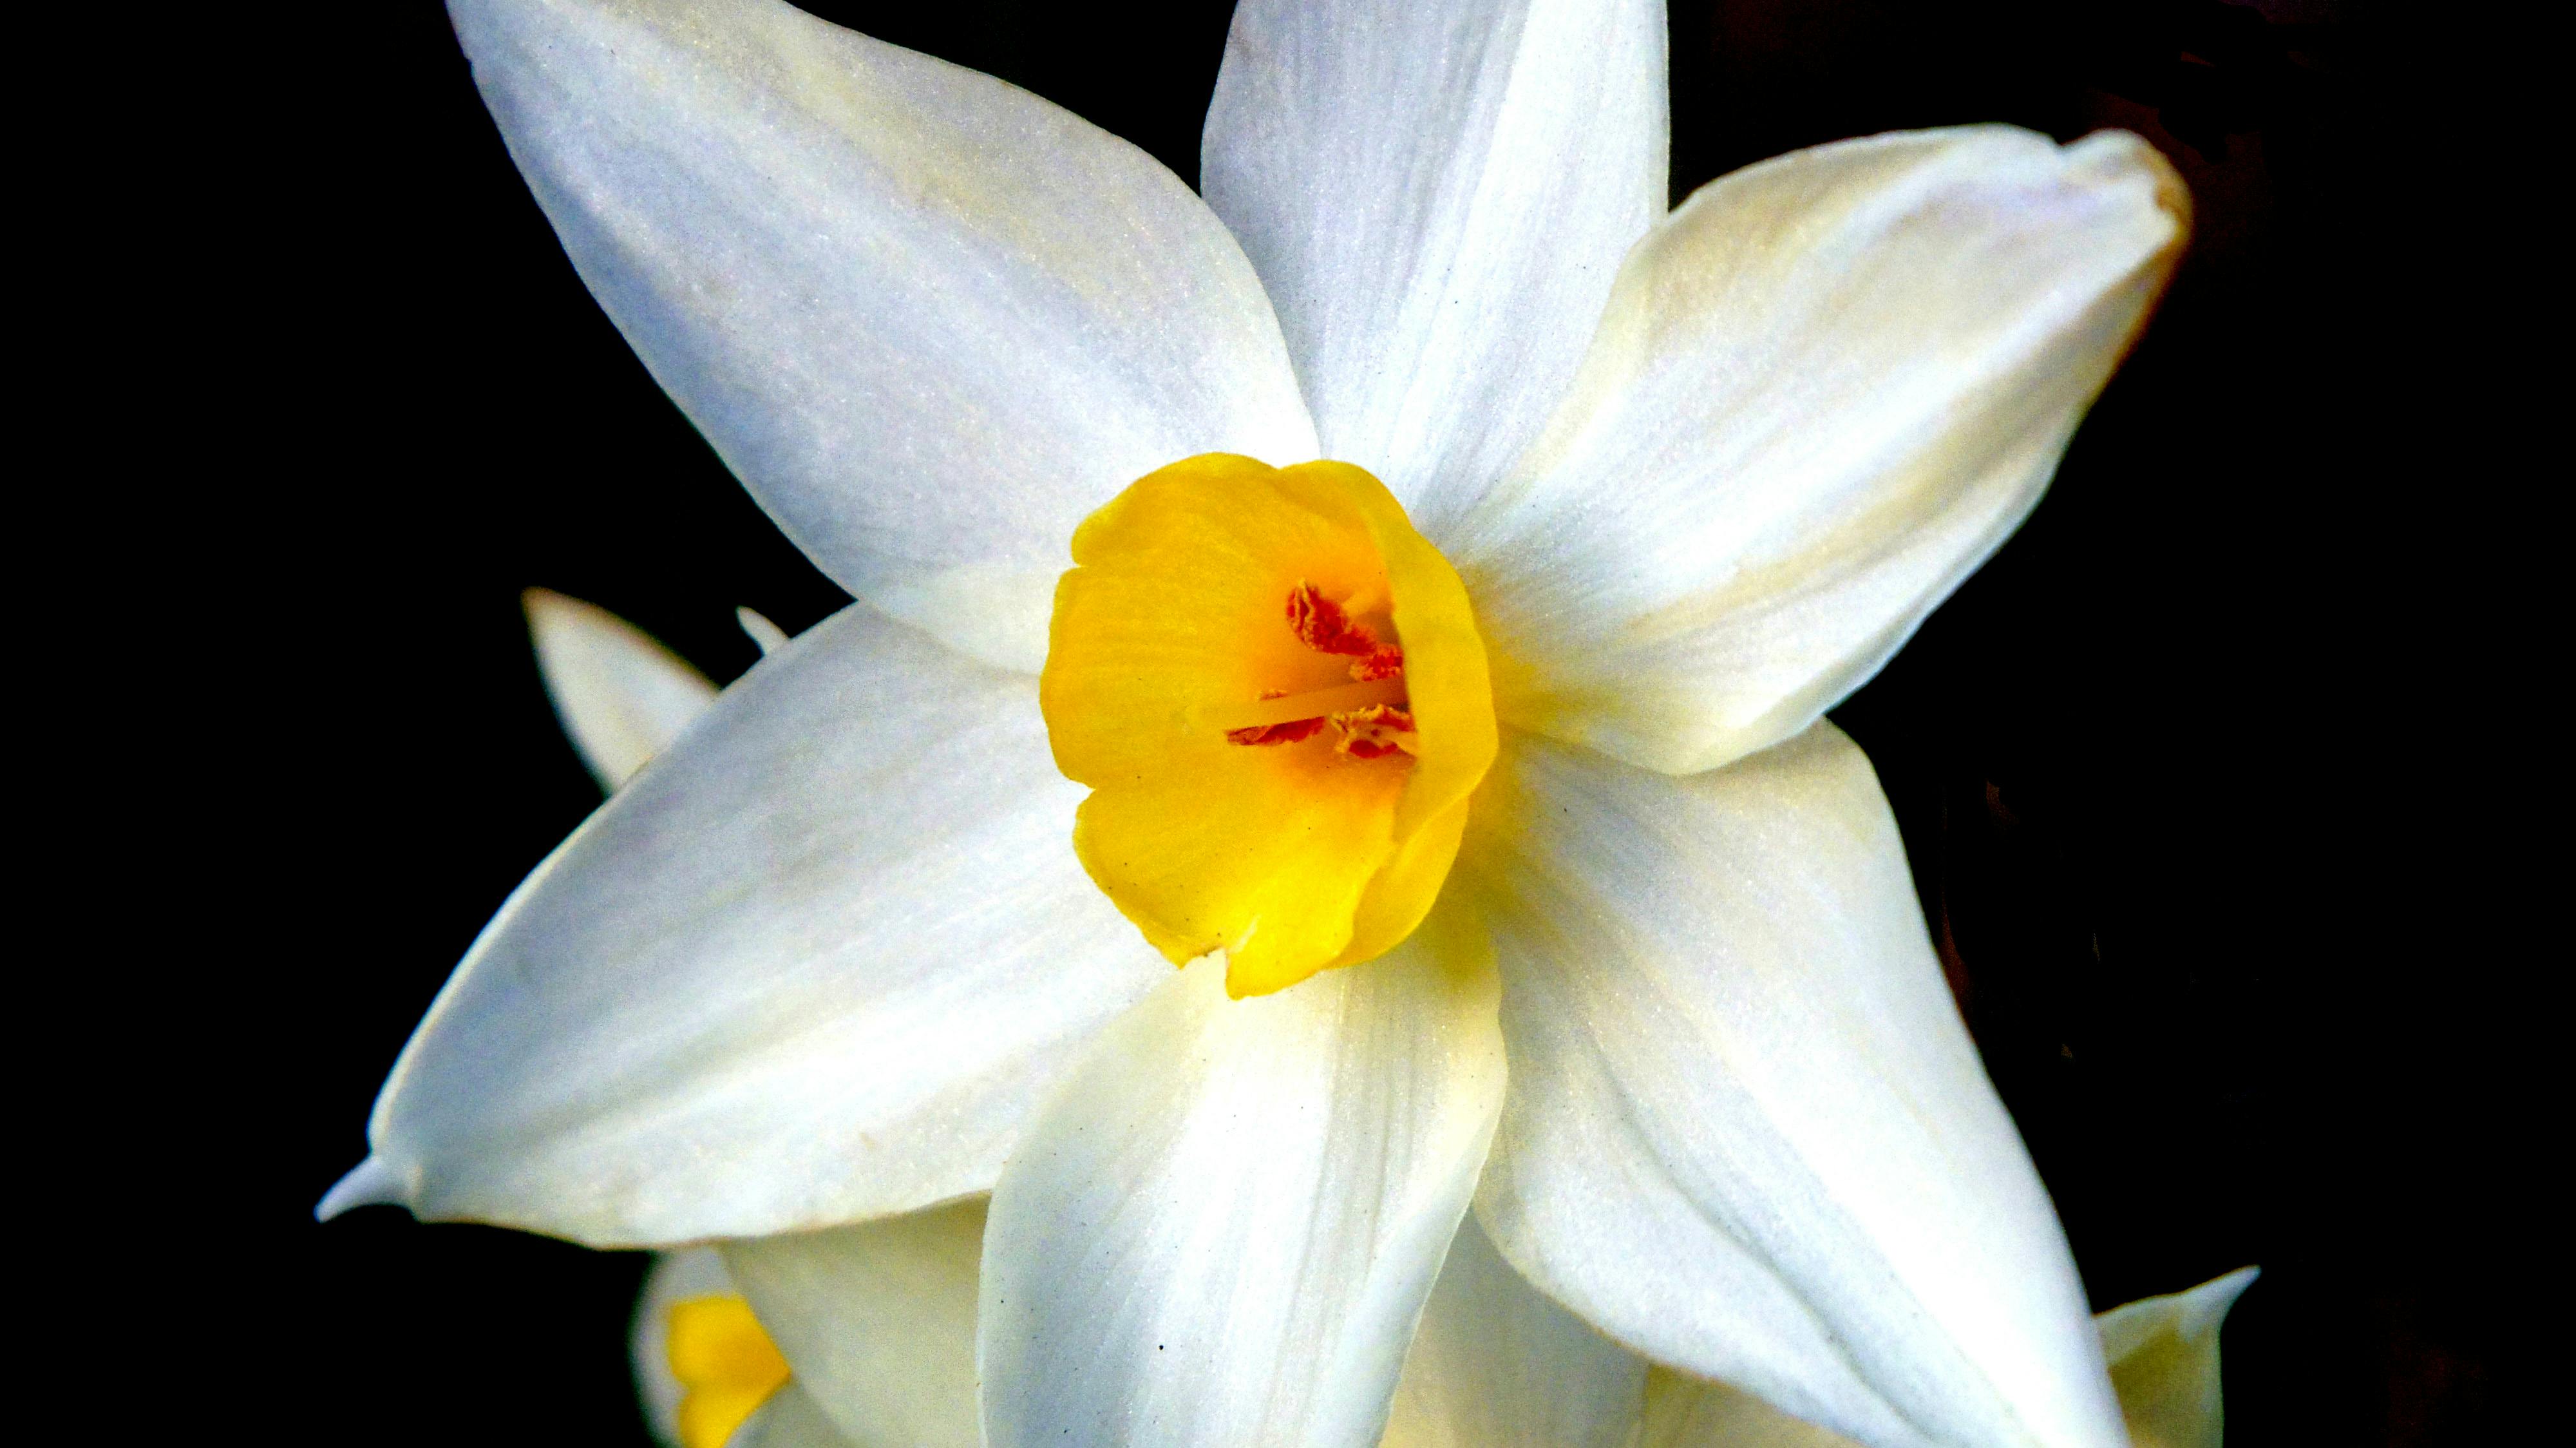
1638,1367 -> 1853,1448
737,607 -> 791,658
742,1386 -> 859,1448
526,588 -> 718,790
723,1200 -> 987,1448
979,925 -> 1506,1448
2097,1269 -> 2258,1448
1636,1269 -> 2260,1448
1464,725 -> 2124,1448
1448,127 -> 2188,774
337,605 -> 1163,1245
1202,0 -> 1665,529
1380,1213 -> 1644,1448
450,0 -> 1316,673
634,1247 -> 742,1447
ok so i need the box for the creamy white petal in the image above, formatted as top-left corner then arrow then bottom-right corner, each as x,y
742,1386 -> 859,1448
1464,724 -> 2123,1448
634,1247 -> 742,1447
526,588 -> 719,790
724,1200 -> 988,1448
2098,1268 -> 2257,1448
1638,1269 -> 2260,1448
1448,127 -> 2188,774
1638,1367 -> 1853,1448
1379,1212 -> 1644,1448
337,605 -> 1163,1245
737,607 -> 791,658
450,0 -> 1316,672
979,926 -> 1506,1448
1202,0 -> 1665,529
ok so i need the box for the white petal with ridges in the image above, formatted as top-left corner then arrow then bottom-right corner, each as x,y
449,0 -> 1315,672
979,922 -> 1506,1448
338,605 -> 1163,1245
1464,725 -> 2123,1448
1379,1213 -> 1644,1448
1203,0 -> 1665,531
724,1200 -> 988,1448
526,588 -> 718,790
1450,127 -> 2187,774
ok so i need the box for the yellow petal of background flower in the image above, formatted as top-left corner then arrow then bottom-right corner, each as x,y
723,1201 -> 988,1448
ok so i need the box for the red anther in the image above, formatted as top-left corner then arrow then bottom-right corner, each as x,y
1349,644 -> 1405,681
1228,717 -> 1327,747
1332,705 -> 1417,759
1287,582 -> 1383,658
1229,586 -> 1412,750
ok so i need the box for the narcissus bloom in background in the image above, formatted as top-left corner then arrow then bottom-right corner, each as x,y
637,1216 -> 2255,1448
644,1226 -> 2257,1443
539,600 -> 2255,1448
325,0 -> 2190,1443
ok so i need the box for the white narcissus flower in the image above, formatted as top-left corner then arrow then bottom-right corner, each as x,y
325,1 -> 2190,1445
547,599 -> 2257,1448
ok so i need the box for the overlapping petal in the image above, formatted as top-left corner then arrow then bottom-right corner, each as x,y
1638,1268 -> 2259,1448
724,1201 -> 987,1448
1448,127 -> 2188,774
1380,1213 -> 1645,1448
332,607 -> 1164,1245
741,1387 -> 856,1448
448,0 -> 1315,672
1638,1367 -> 1853,1448
978,924 -> 1505,1448
1202,0 -> 1665,531
2096,1269 -> 2258,1448
526,588 -> 719,790
1463,725 -> 2123,1448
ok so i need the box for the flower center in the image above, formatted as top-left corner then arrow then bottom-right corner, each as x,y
666,1294 -> 790,1448
1207,582 -> 1416,756
1041,455 -> 1497,997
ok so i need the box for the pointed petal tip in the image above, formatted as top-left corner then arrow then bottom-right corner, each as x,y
314,1155 -> 408,1222
522,585 -> 576,629
2183,1264 -> 2262,1331
2068,127 -> 2193,256
736,606 -> 791,656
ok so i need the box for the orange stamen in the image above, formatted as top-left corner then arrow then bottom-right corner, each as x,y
1224,583 -> 1415,754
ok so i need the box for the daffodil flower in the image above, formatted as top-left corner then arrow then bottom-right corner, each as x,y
326,1 -> 2189,1443
537,600 -> 2252,1448
544,595 -> 1647,1448
535,595 -> 2251,1448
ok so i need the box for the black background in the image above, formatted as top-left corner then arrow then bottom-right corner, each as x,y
171,1 -> 2510,1443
